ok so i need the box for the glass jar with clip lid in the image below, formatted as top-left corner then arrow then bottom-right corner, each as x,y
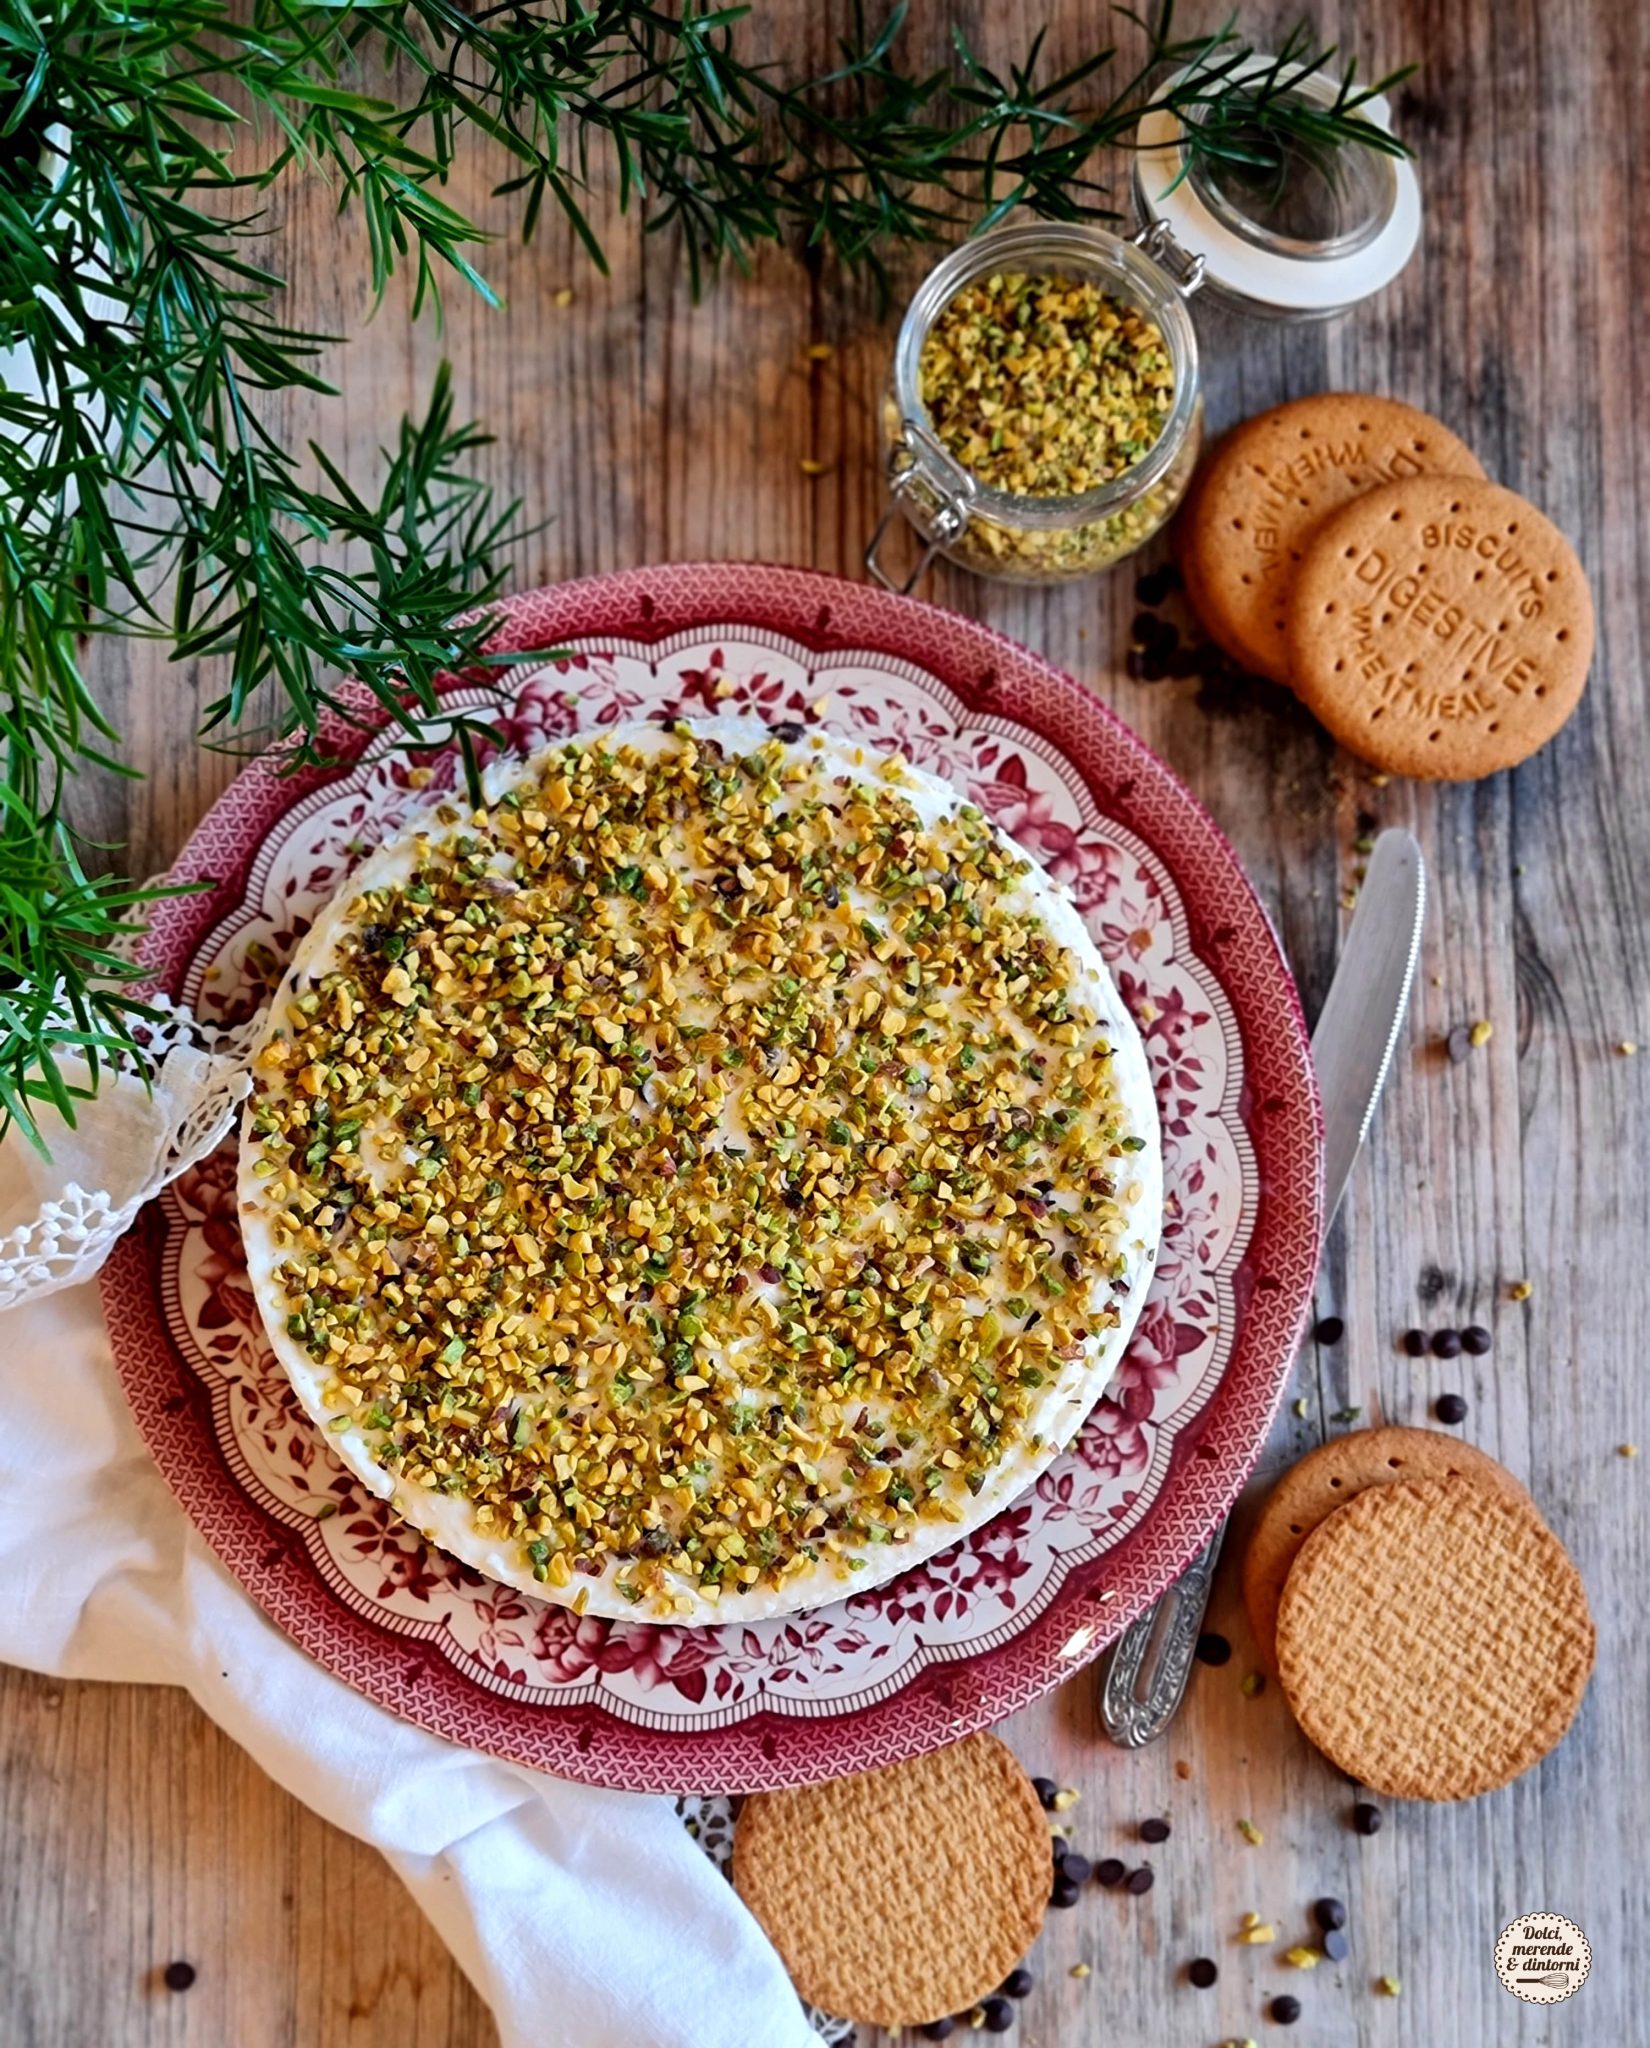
866,61 -> 1419,591
867,217 -> 1207,592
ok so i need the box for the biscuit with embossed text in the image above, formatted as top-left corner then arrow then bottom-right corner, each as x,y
1286,475 -> 1593,778
1180,395 -> 1483,682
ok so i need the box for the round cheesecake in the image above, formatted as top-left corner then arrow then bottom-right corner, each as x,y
238,717 -> 1161,1623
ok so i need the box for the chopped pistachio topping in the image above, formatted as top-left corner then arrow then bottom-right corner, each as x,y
248,728 -> 1144,1609
919,271 -> 1175,499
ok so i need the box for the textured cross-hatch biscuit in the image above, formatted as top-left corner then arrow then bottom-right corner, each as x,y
1242,1426 -> 1534,1674
1179,395 -> 1484,683
1275,1477 -> 1595,1801
733,1734 -> 1050,2026
1285,475 -> 1594,778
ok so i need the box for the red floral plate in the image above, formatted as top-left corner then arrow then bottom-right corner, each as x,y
103,564 -> 1321,1792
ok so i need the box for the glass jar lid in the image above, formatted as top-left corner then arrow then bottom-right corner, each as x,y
1133,59 -> 1420,317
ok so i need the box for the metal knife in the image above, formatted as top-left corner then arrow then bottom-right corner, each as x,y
1098,829 -> 1427,1747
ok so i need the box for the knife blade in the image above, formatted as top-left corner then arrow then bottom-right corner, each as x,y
1098,829 -> 1427,1748
1312,830 -> 1427,1225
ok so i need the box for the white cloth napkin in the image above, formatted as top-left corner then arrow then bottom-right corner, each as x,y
0,1241 -> 816,2047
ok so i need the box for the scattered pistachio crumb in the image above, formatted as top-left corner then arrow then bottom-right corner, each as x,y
805,342 -> 834,361
967,2006 -> 987,2029
1509,1280 -> 1534,1302
1236,1818 -> 1264,1846
1618,1039 -> 1639,1056
1330,1406 -> 1363,1424
1469,1019 -> 1494,1048
1239,1912 -> 1262,1931
553,287 -> 574,307
1285,1946 -> 1321,1969
1069,1962 -> 1091,1980
1619,1443 -> 1639,1459
1239,1922 -> 1276,1944
1378,1975 -> 1402,1997
1240,1671 -> 1265,1698
1051,1786 -> 1080,1812
1292,1397 -> 1309,1419
798,456 -> 833,477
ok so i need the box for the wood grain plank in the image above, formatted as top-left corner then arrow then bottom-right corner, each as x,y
7,1 -> 1647,2043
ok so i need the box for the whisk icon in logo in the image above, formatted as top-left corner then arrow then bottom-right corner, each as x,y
1494,1913 -> 1591,2003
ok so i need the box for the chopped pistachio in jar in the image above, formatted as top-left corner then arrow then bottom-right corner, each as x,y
906,269 -> 1193,579
919,272 -> 1175,497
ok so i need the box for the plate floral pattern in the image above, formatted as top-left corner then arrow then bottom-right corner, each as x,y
103,564 -> 1320,1791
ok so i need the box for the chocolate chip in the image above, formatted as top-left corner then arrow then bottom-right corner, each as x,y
1051,1872 -> 1081,1908
1271,1994 -> 1303,2024
162,1962 -> 196,1993
1430,1328 -> 1463,1358
1032,1775 -> 1059,1810
982,1994 -> 1015,2033
1139,1817 -> 1171,1843
767,721 -> 805,743
1124,1864 -> 1155,1895
1353,1801 -> 1383,1836
1095,1857 -> 1126,1888
1462,1324 -> 1492,1355
1313,1898 -> 1348,1933
1401,1327 -> 1428,1357
1313,1315 -> 1345,1345
1195,1631 -> 1231,1666
1322,1928 -> 1351,1962
1058,1851 -> 1092,1885
1131,612 -> 1160,644
919,2021 -> 956,2041
1188,1957 -> 1219,1988
999,1966 -> 1034,1999
1446,1024 -> 1473,1063
1134,563 -> 1182,607
1435,1392 -> 1469,1424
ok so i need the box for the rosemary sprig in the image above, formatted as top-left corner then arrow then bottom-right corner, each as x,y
0,1 -> 1411,1155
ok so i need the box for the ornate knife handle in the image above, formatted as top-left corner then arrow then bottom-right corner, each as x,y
1098,1527 -> 1226,1747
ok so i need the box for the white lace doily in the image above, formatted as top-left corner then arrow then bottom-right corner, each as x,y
0,989 -> 260,1313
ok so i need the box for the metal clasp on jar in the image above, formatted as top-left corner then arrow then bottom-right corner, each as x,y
864,416 -> 978,594
1130,218 -> 1208,298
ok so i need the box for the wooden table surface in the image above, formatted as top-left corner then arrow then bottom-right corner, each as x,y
5,4 -> 1646,2045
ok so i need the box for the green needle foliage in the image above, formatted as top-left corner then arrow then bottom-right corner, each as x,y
0,0 -> 1409,1154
